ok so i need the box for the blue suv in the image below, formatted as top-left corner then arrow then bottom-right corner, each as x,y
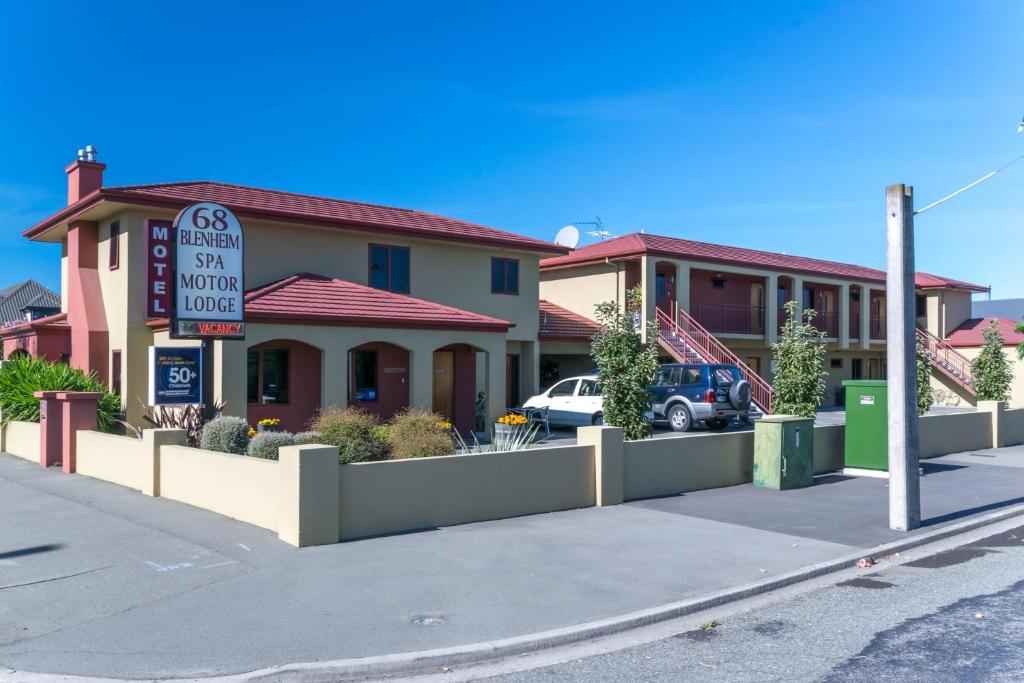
649,363 -> 752,432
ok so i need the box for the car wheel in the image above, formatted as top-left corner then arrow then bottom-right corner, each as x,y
592,413 -> 604,426
666,404 -> 692,432
705,418 -> 729,431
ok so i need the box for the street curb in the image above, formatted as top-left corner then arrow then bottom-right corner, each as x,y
234,502 -> 1024,682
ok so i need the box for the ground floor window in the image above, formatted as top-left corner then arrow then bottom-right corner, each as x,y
353,350 -> 378,401
248,349 -> 289,404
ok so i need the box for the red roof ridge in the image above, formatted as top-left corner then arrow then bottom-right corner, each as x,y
111,180 -> 427,215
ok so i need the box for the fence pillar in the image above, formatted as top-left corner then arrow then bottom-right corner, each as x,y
278,444 -> 340,547
56,391 -> 101,473
33,391 -> 63,467
578,426 -> 625,506
979,401 -> 1007,449
141,428 -> 188,496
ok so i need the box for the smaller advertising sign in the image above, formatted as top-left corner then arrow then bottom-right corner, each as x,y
149,347 -> 203,406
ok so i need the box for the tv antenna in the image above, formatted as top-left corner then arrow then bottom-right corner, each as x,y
571,216 -> 615,241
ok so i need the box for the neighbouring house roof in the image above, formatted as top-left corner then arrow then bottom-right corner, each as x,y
539,233 -> 988,292
973,298 -> 1024,322
944,317 -> 1024,348
244,273 -> 513,331
0,280 -> 61,326
0,312 -> 69,336
539,300 -> 602,341
23,180 -> 567,255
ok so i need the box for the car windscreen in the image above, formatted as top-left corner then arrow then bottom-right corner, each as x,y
549,380 -> 578,397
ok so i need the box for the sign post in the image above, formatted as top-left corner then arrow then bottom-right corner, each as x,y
170,202 -> 245,419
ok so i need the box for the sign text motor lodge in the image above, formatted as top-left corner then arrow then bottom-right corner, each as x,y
174,202 -> 244,321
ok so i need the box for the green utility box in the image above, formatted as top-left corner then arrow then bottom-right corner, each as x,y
753,416 -> 814,490
842,380 -> 888,470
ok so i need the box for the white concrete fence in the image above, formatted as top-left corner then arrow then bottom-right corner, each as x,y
2,402 -> 1022,547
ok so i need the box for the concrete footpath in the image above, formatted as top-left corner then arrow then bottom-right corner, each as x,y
2,445 -> 1024,680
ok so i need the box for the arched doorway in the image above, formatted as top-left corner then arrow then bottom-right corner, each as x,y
348,342 -> 410,422
247,339 -> 322,433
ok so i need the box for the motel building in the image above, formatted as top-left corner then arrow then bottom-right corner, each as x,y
2,151 -> 1013,432
537,233 -> 1001,412
1,153 -> 569,433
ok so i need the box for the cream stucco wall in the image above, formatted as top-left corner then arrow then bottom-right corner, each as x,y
539,262 -> 624,322
337,445 -> 596,540
3,421 -> 40,461
76,431 -> 145,490
159,445 -> 280,531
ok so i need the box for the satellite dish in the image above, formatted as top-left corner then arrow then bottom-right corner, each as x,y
554,225 -> 580,249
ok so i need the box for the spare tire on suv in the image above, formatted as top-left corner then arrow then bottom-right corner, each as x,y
728,379 -> 752,411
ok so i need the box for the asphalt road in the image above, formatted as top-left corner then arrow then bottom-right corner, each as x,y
477,524 -> 1024,683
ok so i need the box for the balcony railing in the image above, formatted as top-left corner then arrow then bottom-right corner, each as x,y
777,308 -> 839,337
691,303 -> 765,335
850,311 -> 861,339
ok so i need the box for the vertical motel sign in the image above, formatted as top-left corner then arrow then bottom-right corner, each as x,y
169,202 -> 246,340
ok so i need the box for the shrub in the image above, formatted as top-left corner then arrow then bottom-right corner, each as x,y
590,285 -> 659,440
916,340 -> 934,416
310,407 -> 390,464
771,300 -> 828,418
0,356 -> 123,432
387,409 -> 454,459
200,416 -> 250,455
292,431 -> 323,445
247,431 -> 295,460
973,320 -> 1014,402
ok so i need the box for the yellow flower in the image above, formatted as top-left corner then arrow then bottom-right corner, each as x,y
247,427 -> 257,438
258,418 -> 280,427
497,413 -> 527,426
436,420 -> 453,431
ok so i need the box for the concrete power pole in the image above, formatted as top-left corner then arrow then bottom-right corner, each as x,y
886,184 -> 921,531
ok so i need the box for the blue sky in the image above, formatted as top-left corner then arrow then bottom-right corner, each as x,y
2,1 -> 1022,298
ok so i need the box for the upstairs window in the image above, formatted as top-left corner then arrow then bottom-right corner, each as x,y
491,257 -> 519,295
109,221 -> 120,270
369,244 -> 410,293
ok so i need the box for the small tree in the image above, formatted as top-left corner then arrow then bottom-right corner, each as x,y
770,300 -> 827,418
916,339 -> 934,416
1016,319 -> 1024,363
590,285 -> 659,440
972,320 -> 1014,402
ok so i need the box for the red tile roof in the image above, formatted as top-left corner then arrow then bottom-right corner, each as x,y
539,300 -> 602,340
914,272 -> 988,292
540,233 -> 988,291
24,181 -> 567,255
944,317 -> 1024,348
244,273 -> 513,331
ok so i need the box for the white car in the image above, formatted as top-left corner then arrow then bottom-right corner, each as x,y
523,374 -> 605,427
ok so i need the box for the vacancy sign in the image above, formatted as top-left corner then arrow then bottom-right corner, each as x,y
171,202 -> 245,339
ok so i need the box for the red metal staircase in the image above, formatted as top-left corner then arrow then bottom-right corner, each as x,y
656,308 -> 773,414
916,325 -> 975,396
